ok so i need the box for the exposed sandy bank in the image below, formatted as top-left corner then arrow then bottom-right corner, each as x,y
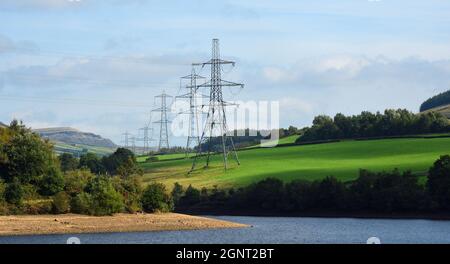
0,213 -> 248,236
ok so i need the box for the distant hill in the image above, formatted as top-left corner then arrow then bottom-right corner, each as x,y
0,122 -> 6,128
33,127 -> 117,156
420,90 -> 450,112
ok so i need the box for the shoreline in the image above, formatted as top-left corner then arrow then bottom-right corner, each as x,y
177,209 -> 450,221
0,213 -> 248,237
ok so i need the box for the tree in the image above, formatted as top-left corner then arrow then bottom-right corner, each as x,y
0,120 -> 57,184
79,153 -> 104,175
64,169 -> 94,197
102,148 -> 137,176
180,185 -> 201,206
59,153 -> 78,172
141,183 -> 173,213
84,176 -> 124,215
427,155 -> 450,210
171,182 -> 184,205
39,166 -> 65,196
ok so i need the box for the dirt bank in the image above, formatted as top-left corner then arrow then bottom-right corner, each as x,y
0,213 -> 248,236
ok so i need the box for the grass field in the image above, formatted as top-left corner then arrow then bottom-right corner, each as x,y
139,137 -> 450,189
53,141 -> 115,156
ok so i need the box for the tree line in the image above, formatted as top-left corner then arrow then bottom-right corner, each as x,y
297,109 -> 450,142
0,121 -> 172,215
172,155 -> 450,216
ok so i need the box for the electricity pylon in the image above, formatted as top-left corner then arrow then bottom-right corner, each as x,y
121,131 -> 131,148
152,91 -> 172,151
190,39 -> 244,172
176,67 -> 206,157
138,126 -> 154,154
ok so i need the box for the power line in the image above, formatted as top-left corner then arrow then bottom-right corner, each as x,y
190,39 -> 244,172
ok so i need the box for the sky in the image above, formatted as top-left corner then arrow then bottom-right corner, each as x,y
1,0 -> 450,146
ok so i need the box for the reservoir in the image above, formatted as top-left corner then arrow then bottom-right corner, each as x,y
1,216 -> 450,244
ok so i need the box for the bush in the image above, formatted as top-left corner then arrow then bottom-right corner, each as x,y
52,192 -> 70,214
70,192 -> 93,215
141,183 -> 173,213
64,169 -> 94,196
85,176 -> 124,216
22,200 -> 53,215
5,178 -> 23,205
59,153 -> 79,173
39,166 -> 65,196
112,175 -> 143,213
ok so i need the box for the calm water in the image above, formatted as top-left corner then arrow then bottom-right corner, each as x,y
1,216 -> 450,244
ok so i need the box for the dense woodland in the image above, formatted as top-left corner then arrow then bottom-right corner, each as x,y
420,90 -> 450,112
297,109 -> 450,142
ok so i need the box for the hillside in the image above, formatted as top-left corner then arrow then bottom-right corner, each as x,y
421,104 -> 450,119
33,127 -> 117,156
420,90 -> 450,112
0,122 -> 6,128
139,136 -> 450,188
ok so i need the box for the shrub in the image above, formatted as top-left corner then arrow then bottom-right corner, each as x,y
112,175 -> 143,213
5,178 -> 23,205
85,176 -> 124,215
141,183 -> 173,213
39,166 -> 65,196
52,192 -> 70,214
22,200 -> 53,215
64,169 -> 94,196
70,192 -> 93,215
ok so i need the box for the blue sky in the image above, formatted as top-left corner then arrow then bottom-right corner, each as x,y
1,0 -> 450,145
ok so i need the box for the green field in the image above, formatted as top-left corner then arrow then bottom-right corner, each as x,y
53,141 -> 116,156
139,137 -> 450,188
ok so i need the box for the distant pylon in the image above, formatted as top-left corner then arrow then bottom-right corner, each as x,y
190,39 -> 244,172
152,91 -> 172,151
138,126 -> 155,154
176,67 -> 206,157
129,136 -> 136,153
121,131 -> 131,148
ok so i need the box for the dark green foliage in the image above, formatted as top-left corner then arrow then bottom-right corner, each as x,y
38,166 -> 65,196
5,178 -> 23,205
420,90 -> 450,112
59,153 -> 78,172
298,109 -> 449,142
70,192 -> 94,215
83,176 -> 124,215
52,191 -> 70,214
141,183 -> 173,213
176,168 -> 429,215
64,169 -> 94,196
101,148 -> 137,176
0,120 -> 57,184
427,155 -> 450,210
179,185 -> 201,206
79,153 -> 105,175
112,175 -> 143,213
171,182 -> 184,205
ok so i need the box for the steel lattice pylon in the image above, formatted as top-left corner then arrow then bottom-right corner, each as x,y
190,39 -> 244,172
152,91 -> 172,151
176,67 -> 207,157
